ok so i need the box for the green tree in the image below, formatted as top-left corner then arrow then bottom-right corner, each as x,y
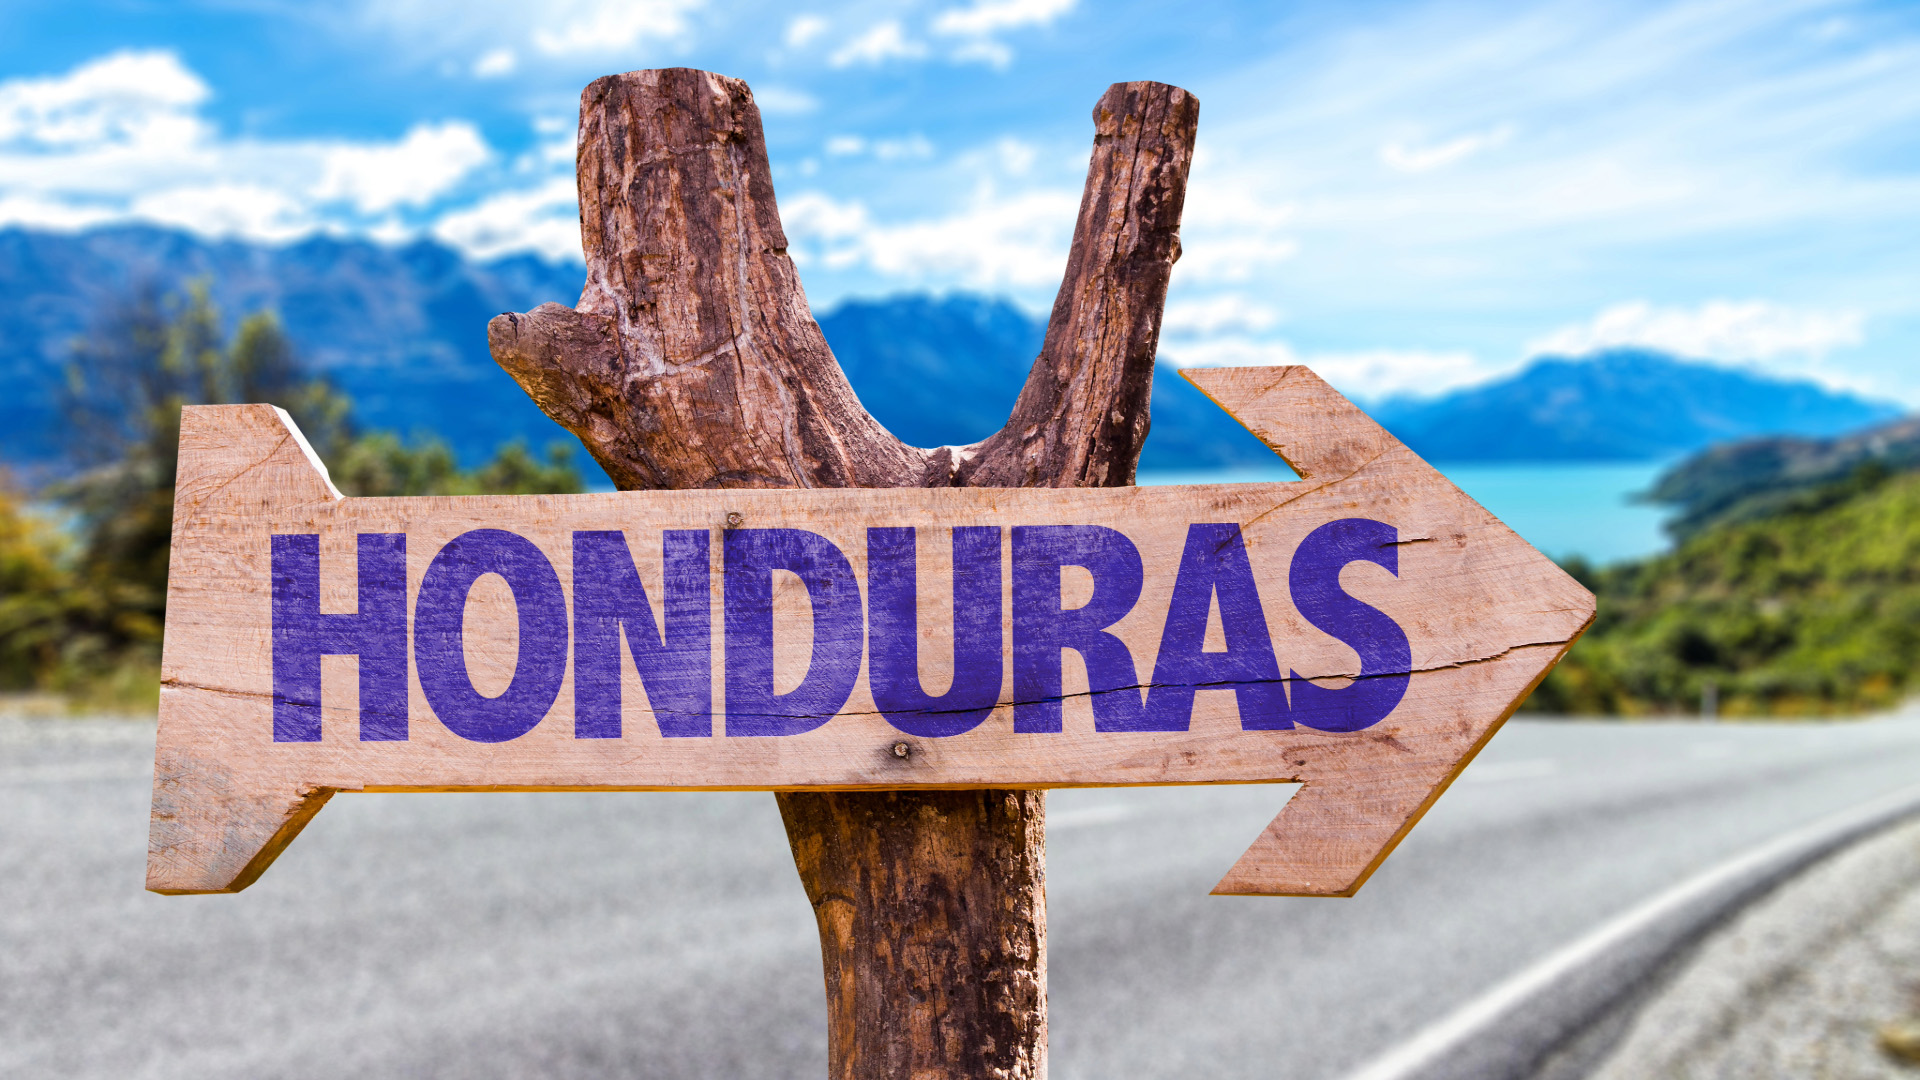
55,283 -> 358,690
19,279 -> 583,706
327,434 -> 580,497
0,477 -> 77,690
1529,467 -> 1920,717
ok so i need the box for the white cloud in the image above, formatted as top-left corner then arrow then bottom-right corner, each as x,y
0,50 -> 209,150
0,50 -> 500,251
932,0 -> 1074,67
1380,124 -> 1513,174
431,176 -> 581,262
783,186 -> 1080,288
825,132 -> 936,161
0,194 -> 119,231
823,134 -> 933,161
527,117 -> 578,167
1300,348 -> 1497,400
933,0 -> 1076,37
1163,295 -> 1281,335
830,22 -> 928,68
472,49 -> 516,78
875,135 -> 934,161
1159,299 -> 1872,409
1528,300 -> 1865,362
785,14 -> 829,49
753,85 -> 819,115
529,0 -> 705,56
1172,166 -> 1300,283
1157,336 -> 1301,369
994,138 -> 1037,175
1159,336 -> 1495,401
315,121 -> 491,213
131,183 -> 314,242
352,0 -> 705,66
950,39 -> 1014,68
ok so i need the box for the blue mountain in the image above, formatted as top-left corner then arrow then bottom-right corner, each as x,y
0,225 -> 1275,474
1370,349 -> 1902,462
0,225 -> 1901,474
817,294 -> 1277,472
0,225 -> 582,466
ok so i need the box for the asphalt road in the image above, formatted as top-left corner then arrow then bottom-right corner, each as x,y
6,708 -> 1920,1080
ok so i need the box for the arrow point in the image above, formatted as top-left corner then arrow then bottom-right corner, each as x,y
1179,365 -> 1402,481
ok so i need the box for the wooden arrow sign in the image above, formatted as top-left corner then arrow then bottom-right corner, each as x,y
148,365 -> 1593,898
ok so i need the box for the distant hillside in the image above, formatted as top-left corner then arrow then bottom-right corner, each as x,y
1531,465 -> 1920,717
0,225 -> 582,466
1645,414 -> 1920,538
1372,349 -> 1901,463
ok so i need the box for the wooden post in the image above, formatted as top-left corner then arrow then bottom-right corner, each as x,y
489,67 -> 1197,1078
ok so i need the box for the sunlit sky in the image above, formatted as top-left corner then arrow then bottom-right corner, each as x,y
1,0 -> 1916,404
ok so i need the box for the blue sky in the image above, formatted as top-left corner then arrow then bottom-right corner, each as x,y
1,0 -> 1917,404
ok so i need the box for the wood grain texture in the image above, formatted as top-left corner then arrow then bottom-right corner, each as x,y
483,70 -> 1195,1079
149,369 -> 1592,894
488,67 -> 922,492
949,81 -> 1197,490
779,789 -> 1046,1080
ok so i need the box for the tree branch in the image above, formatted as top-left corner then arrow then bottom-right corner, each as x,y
955,81 -> 1199,488
490,68 -> 922,491
488,67 -> 1198,1080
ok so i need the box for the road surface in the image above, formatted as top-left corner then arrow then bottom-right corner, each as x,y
5,708 -> 1920,1079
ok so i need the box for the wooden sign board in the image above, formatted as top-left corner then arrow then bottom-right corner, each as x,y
148,366 -> 1593,898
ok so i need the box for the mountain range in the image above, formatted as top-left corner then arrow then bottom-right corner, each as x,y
0,225 -> 581,466
1368,349 -> 1899,462
1646,412 -> 1920,536
0,225 -> 1903,476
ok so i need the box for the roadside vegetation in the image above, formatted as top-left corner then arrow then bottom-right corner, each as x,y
0,281 -> 580,710
1530,459 -> 1920,717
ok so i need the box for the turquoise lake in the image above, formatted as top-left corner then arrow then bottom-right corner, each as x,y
1136,460 -> 1674,566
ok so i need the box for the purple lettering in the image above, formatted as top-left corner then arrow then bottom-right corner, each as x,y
414,529 -> 569,743
1011,525 -> 1145,733
724,528 -> 863,736
271,533 -> 408,742
867,526 -> 1003,738
572,530 -> 712,738
1287,518 -> 1411,732
1138,523 -> 1289,731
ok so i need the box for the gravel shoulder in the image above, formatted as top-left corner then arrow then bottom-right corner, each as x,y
1586,813 -> 1920,1079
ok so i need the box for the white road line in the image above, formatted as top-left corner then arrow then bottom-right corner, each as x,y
1341,780 -> 1920,1080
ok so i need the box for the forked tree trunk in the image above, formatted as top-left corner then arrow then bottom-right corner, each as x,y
490,67 -> 1197,1079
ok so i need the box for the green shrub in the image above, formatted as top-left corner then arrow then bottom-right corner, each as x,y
1531,469 -> 1920,716
0,279 -> 583,710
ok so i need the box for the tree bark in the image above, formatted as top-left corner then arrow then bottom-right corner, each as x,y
489,66 -> 1197,1079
